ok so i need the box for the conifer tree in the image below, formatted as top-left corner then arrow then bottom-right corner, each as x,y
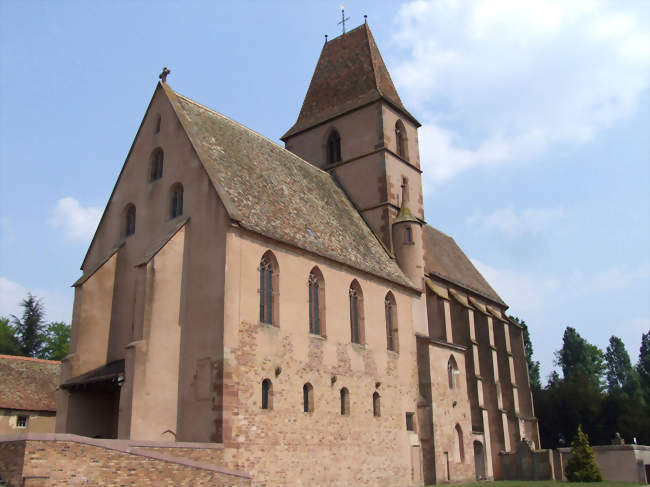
565,424 -> 603,482
10,293 -> 46,357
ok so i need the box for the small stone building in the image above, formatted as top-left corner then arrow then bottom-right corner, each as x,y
0,355 -> 60,435
52,24 -> 539,486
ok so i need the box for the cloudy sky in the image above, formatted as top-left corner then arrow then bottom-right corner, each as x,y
1,0 -> 648,380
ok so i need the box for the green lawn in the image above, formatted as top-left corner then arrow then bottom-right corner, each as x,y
425,482 -> 637,487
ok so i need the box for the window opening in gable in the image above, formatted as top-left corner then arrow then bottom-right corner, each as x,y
303,383 -> 314,413
149,148 -> 164,181
327,130 -> 341,164
262,379 -> 273,410
125,205 -> 136,236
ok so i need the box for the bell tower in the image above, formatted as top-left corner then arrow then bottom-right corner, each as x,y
282,23 -> 425,256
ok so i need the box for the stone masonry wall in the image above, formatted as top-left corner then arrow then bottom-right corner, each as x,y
0,437 -> 251,487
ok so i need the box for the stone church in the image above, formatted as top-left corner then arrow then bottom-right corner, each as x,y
56,23 -> 539,486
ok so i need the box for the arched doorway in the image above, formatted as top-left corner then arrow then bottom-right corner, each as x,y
474,441 -> 486,480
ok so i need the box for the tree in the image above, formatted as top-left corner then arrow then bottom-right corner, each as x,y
41,321 -> 71,360
638,331 -> 650,404
605,336 -> 641,396
555,327 -> 605,389
565,424 -> 603,482
0,316 -> 23,356
510,315 -> 541,390
10,293 -> 46,357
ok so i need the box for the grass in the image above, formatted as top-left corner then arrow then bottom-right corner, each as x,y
425,482 -> 637,487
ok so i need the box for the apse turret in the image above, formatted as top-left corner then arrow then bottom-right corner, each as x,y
392,179 -> 424,288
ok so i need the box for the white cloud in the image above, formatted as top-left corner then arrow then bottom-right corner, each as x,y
391,0 -> 650,190
468,206 -> 564,237
49,197 -> 101,243
0,276 -> 73,323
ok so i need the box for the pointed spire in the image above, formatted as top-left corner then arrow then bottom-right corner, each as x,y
282,23 -> 419,141
395,178 -> 419,224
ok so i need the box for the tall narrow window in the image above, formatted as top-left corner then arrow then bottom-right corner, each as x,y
405,226 -> 413,243
125,204 -> 136,236
170,184 -> 183,218
327,130 -> 341,164
349,280 -> 364,344
259,251 -> 278,325
373,392 -> 381,417
308,267 -> 325,336
303,383 -> 314,413
395,120 -> 407,160
385,292 -> 398,352
448,356 -> 459,390
261,379 -> 273,410
340,387 -> 350,416
454,424 -> 464,462
154,115 -> 162,134
149,148 -> 163,181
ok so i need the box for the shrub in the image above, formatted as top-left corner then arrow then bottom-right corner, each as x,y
565,424 -> 603,482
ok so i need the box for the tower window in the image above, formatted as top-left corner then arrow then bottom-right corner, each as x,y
395,120 -> 408,160
262,379 -> 273,410
405,226 -> 412,243
327,130 -> 341,164
170,184 -> 183,218
125,204 -> 136,236
149,148 -> 164,181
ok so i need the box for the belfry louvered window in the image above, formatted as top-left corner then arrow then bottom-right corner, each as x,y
259,257 -> 273,324
327,130 -> 341,164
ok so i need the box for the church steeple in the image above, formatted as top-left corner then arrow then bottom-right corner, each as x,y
282,23 -> 419,141
283,23 -> 425,254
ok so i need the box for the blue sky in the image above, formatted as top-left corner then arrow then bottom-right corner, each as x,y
1,1 -> 648,380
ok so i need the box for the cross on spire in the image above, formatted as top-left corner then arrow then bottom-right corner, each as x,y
159,67 -> 170,83
337,5 -> 350,34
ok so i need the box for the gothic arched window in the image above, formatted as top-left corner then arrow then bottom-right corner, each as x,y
259,251 -> 278,325
327,130 -> 341,164
385,292 -> 398,352
395,120 -> 407,160
448,356 -> 459,390
149,148 -> 164,181
308,267 -> 325,336
349,280 -> 364,344
170,183 -> 183,218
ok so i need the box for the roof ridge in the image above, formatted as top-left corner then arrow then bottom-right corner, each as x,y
363,24 -> 383,100
173,91 -> 331,178
0,354 -> 61,364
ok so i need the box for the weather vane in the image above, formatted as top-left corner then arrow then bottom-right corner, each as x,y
338,5 -> 350,34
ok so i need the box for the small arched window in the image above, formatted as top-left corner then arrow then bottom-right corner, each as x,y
327,130 -> 341,164
308,267 -> 325,336
448,356 -> 459,390
259,251 -> 278,325
395,120 -> 407,160
125,204 -> 136,236
303,383 -> 314,413
262,379 -> 273,410
385,292 -> 398,352
170,184 -> 183,218
154,115 -> 162,134
454,424 -> 464,462
349,280 -> 364,344
373,392 -> 381,417
340,387 -> 350,416
149,148 -> 164,181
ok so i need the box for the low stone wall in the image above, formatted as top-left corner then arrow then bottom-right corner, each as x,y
500,439 -> 555,480
0,433 -> 251,487
557,444 -> 650,484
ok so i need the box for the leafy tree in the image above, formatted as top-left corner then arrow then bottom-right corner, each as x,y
42,321 -> 71,360
0,316 -> 23,356
10,293 -> 46,357
638,331 -> 650,404
510,315 -> 541,390
555,326 -> 605,389
565,424 -> 603,482
605,335 -> 641,397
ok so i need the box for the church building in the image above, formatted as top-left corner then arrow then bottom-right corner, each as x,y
57,23 -> 539,486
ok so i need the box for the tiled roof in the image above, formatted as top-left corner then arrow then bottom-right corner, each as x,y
422,225 -> 505,306
165,86 -> 415,290
0,355 -> 60,412
282,24 -> 419,140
